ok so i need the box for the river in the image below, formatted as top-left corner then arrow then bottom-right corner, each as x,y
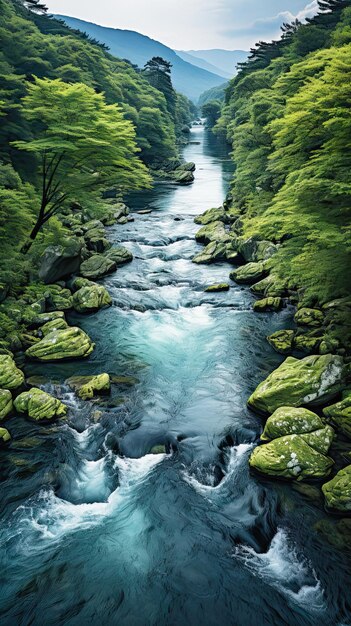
0,125 -> 350,626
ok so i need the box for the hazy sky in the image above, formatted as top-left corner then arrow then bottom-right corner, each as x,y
45,0 -> 320,50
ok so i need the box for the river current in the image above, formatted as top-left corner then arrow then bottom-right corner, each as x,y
0,126 -> 350,626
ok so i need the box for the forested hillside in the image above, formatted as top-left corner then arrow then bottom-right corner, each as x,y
216,0 -> 351,309
0,0 -> 194,289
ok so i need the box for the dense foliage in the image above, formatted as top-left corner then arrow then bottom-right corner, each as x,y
216,0 -> 351,305
0,0 -> 195,287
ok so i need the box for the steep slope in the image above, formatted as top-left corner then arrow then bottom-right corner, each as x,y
55,15 -> 224,102
184,49 -> 248,77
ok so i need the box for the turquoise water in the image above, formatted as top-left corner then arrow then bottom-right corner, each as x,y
0,126 -> 350,626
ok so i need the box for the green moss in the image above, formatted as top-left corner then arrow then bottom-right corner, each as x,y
0,355 -> 25,390
0,427 -> 11,444
267,329 -> 294,354
323,393 -> 351,440
248,354 -> 347,415
0,389 -> 13,420
204,283 -> 230,293
261,406 -> 323,441
253,297 -> 282,312
294,308 -> 324,327
26,327 -> 95,361
14,388 -> 67,421
72,283 -> 112,313
322,465 -> 351,512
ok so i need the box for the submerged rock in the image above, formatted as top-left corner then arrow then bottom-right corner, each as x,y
230,262 -> 266,285
322,465 -> 351,512
0,389 -> 12,420
104,246 -> 133,266
150,444 -> 166,454
267,330 -> 295,355
253,297 -> 282,312
248,354 -> 347,415
80,254 -> 116,279
14,388 -> 67,421
26,327 -> 94,361
72,283 -> 112,314
0,355 -> 24,390
0,427 -> 11,444
294,308 -> 324,328
315,518 -> 351,551
249,434 -> 334,480
205,283 -> 230,293
38,239 -> 82,283
323,392 -> 351,440
261,407 -> 324,441
66,374 -> 110,399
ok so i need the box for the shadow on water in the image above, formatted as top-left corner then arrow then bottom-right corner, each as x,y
0,126 -> 350,626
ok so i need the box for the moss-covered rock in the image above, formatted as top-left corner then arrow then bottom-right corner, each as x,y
294,308 -> 324,327
38,239 -> 82,284
267,330 -> 295,355
322,465 -> 351,512
104,246 -> 133,266
0,427 -> 11,444
192,241 -> 227,264
80,254 -> 116,279
173,169 -> 194,184
294,332 -> 322,354
194,207 -> 227,225
251,275 -> 287,298
0,389 -> 12,420
205,283 -> 230,293
150,444 -> 166,454
26,327 -> 94,361
248,354 -> 347,415
315,518 -> 351,551
253,297 -> 282,312
66,373 -> 110,400
84,227 -> 111,253
300,425 -> 334,455
238,237 -> 278,263
23,283 -> 73,312
323,392 -> 351,440
30,311 -> 66,328
230,262 -> 266,285
0,355 -> 24,390
14,388 -> 67,421
261,406 -> 324,441
195,221 -> 230,245
72,283 -> 112,314
249,434 -> 334,480
41,318 -> 69,336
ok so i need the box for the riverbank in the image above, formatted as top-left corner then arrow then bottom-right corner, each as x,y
192,186 -> 351,515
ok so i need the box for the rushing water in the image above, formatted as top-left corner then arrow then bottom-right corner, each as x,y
1,126 -> 350,626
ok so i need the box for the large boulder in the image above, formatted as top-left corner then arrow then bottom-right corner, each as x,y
195,221 -> 230,245
230,262 -> 266,285
72,283 -> 112,314
26,327 -> 94,361
0,427 -> 11,444
192,241 -> 227,264
173,170 -> 194,184
194,207 -> 227,225
66,373 -> 110,400
261,407 -> 324,441
323,392 -> 351,440
80,254 -> 116,279
238,237 -> 278,263
84,227 -> 111,253
40,318 -> 69,336
22,283 -> 72,312
104,246 -> 133,266
322,465 -> 351,512
294,308 -> 324,328
0,355 -> 24,390
249,434 -> 334,480
38,239 -> 82,284
253,297 -> 282,312
14,388 -> 67,421
248,354 -> 347,415
267,330 -> 295,355
0,389 -> 12,420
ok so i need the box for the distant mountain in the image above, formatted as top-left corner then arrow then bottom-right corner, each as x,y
55,16 -> 225,102
183,49 -> 248,78
175,50 -> 231,79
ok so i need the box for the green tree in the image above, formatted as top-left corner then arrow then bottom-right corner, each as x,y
201,100 -> 222,128
143,56 -> 176,116
13,77 -> 151,251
